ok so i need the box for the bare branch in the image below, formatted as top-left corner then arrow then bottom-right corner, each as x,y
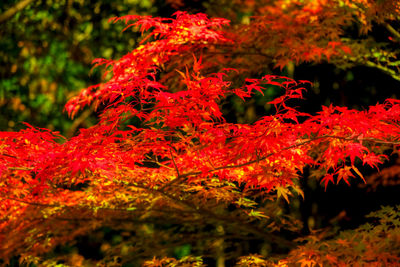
5,196 -> 58,207
0,0 -> 34,25
65,109 -> 93,138
364,60 -> 400,82
384,22 -> 400,41
169,147 -> 180,177
8,167 -> 33,171
129,182 -> 295,247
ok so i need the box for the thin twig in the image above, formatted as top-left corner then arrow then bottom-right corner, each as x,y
177,135 -> 400,179
1,153 -> 17,159
364,60 -> 400,82
384,22 -> 400,41
5,196 -> 58,207
158,147 -> 184,191
169,147 -> 180,177
8,167 -> 33,171
127,181 -> 295,247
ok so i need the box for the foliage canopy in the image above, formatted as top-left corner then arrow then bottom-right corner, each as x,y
1,1 -> 400,266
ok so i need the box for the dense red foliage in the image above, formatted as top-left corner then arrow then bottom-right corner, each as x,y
1,10 -> 400,266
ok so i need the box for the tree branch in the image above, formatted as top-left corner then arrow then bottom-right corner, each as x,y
177,135 -> 400,179
8,167 -> 33,171
129,182 -> 295,248
65,108 -> 93,138
5,196 -> 58,207
169,147 -> 180,177
0,0 -> 34,25
179,136 -> 322,179
364,60 -> 400,82
384,22 -> 400,41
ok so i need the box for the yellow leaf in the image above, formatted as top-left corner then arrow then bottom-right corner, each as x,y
276,186 -> 291,203
352,165 -> 365,183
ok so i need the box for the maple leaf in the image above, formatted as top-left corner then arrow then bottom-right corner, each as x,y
362,153 -> 385,169
340,46 -> 352,54
336,167 -> 353,186
320,173 -> 335,190
276,186 -> 291,203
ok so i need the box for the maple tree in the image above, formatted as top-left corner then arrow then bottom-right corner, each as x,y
1,2 -> 400,266
196,0 -> 400,78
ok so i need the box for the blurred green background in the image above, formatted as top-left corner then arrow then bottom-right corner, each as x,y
0,0 -> 159,137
